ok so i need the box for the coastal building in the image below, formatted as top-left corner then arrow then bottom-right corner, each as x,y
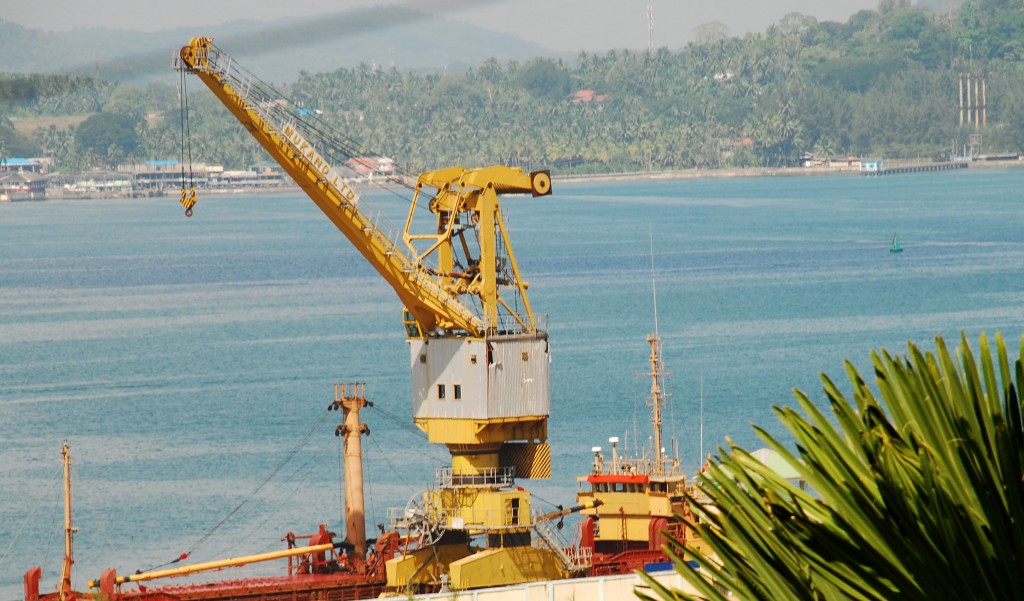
345,156 -> 397,179
62,170 -> 134,197
860,159 -> 883,173
571,89 -> 608,104
118,160 -> 224,191
799,155 -> 872,171
1,158 -> 48,199
1,157 -> 47,174
0,169 -> 47,200
113,161 -> 299,192
749,448 -> 811,492
219,162 -> 286,187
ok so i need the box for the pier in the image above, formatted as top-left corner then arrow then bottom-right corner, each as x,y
862,161 -> 968,176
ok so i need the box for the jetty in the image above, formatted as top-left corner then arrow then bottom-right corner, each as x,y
861,160 -> 968,176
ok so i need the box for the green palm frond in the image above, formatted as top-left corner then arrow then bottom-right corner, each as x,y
639,333 -> 1024,601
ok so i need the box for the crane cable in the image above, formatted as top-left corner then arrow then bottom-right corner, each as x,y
205,45 -> 425,205
178,68 -> 197,217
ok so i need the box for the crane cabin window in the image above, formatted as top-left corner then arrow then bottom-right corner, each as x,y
453,384 -> 462,400
438,384 -> 446,400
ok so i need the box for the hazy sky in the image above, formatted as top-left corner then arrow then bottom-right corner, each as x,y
4,0 -> 880,51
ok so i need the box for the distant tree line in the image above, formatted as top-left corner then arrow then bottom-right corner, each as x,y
2,0 -> 1024,174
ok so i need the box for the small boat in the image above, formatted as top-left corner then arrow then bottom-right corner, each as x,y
890,233 -> 903,253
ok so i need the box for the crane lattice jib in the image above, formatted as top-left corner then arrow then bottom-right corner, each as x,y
176,37 -> 485,336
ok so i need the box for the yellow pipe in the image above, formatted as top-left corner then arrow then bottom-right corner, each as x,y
87,543 -> 334,588
536,499 -> 603,523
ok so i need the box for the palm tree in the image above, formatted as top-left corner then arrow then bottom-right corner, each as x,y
640,332 -> 1024,601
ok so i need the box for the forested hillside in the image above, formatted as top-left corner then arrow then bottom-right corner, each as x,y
2,0 -> 1023,175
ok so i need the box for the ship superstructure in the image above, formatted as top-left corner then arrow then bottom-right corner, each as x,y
576,333 -> 691,575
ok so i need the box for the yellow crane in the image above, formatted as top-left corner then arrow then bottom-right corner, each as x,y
176,38 -> 576,591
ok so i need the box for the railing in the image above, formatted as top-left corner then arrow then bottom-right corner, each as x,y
532,512 -> 592,573
487,312 -> 548,337
436,466 -> 515,489
387,505 -> 448,530
602,456 -> 686,479
387,503 -> 529,533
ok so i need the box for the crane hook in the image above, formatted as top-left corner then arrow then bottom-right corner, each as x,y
180,187 -> 197,217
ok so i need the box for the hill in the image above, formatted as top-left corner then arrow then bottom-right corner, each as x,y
5,2 -> 1024,176
0,6 -> 555,83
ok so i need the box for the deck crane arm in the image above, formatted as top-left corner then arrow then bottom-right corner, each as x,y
176,37 -> 550,338
177,38 -> 554,480
177,38 -> 563,589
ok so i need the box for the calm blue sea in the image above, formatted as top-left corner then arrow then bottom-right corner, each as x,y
2,168 -> 1024,598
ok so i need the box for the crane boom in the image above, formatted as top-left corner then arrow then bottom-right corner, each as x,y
176,37 -> 548,337
176,37 -> 554,479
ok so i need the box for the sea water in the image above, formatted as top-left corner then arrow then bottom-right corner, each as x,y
2,168 -> 1024,598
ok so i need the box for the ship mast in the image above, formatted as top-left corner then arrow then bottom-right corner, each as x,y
646,231 -> 668,476
59,443 -> 76,601
646,334 -> 666,475
332,383 -> 369,562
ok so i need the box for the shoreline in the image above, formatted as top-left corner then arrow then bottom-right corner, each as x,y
9,160 -> 1023,202
554,166 -> 846,183
553,158 -> 1024,184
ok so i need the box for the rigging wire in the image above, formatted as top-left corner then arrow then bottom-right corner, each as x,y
649,227 -> 660,341
40,477 -> 61,583
0,464 -> 62,570
195,42 -> 540,331
648,227 -> 662,463
338,435 -> 347,533
366,430 -> 419,495
137,409 -> 335,573
201,40 -> 442,222
189,412 -> 333,548
363,432 -> 423,530
699,367 -> 705,471
216,434 -> 339,558
362,440 -> 378,536
366,403 -> 427,440
631,370 -> 641,459
219,53 -> 399,176
527,490 -> 569,511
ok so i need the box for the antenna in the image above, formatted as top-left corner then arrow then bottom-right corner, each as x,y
647,4 -> 654,54
699,369 -> 704,471
646,227 -> 667,474
649,227 -> 659,339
